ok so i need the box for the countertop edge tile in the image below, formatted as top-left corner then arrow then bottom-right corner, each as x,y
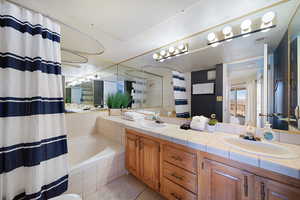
99,115 -> 300,180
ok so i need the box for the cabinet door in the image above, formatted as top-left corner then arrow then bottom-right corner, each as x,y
255,176 -> 300,200
139,137 -> 160,190
200,159 -> 254,200
125,133 -> 139,177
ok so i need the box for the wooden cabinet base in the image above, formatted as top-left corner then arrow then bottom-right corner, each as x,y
162,178 -> 197,200
125,129 -> 300,200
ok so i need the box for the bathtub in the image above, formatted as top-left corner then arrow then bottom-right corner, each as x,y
65,112 -> 126,199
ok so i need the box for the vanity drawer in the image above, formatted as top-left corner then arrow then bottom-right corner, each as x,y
163,161 -> 197,193
163,145 -> 197,173
162,177 -> 197,200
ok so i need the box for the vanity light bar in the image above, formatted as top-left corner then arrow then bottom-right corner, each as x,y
153,43 -> 189,62
67,74 -> 101,87
207,11 -> 276,47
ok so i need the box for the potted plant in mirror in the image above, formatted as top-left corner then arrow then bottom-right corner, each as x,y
207,114 -> 218,132
106,92 -> 131,116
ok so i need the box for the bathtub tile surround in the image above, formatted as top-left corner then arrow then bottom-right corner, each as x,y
0,2 -> 68,199
65,112 -> 126,198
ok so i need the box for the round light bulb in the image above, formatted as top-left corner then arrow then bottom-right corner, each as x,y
262,11 -> 275,23
153,53 -> 159,59
207,32 -> 216,42
222,26 -> 232,35
178,44 -> 185,50
241,19 -> 252,30
160,50 -> 166,56
169,46 -> 175,53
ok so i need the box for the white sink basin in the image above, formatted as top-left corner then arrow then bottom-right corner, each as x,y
139,120 -> 166,129
222,137 -> 298,159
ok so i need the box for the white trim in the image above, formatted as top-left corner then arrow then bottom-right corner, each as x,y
263,44 -> 268,124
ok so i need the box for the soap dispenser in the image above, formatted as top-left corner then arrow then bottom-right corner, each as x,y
263,122 -> 277,141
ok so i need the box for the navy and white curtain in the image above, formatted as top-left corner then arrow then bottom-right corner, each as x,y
172,71 -> 190,118
0,1 -> 68,199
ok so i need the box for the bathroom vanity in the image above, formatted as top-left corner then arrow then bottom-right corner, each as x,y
125,128 -> 300,200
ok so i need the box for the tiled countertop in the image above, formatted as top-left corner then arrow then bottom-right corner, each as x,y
99,114 -> 300,179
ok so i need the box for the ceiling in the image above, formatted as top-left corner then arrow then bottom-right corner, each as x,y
10,0 -> 300,78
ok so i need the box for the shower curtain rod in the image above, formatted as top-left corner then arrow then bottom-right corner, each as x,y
5,0 -> 105,56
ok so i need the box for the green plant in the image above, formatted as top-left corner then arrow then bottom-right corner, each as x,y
208,114 -> 218,126
106,92 -> 131,109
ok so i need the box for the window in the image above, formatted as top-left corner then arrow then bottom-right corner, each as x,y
230,88 -> 247,117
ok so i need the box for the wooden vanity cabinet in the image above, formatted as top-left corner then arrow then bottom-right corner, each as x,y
125,130 -> 160,191
125,132 -> 139,177
254,176 -> 300,200
125,129 -> 300,200
200,159 -> 254,200
139,137 -> 160,190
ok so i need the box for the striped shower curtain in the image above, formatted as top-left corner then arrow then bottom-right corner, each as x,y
172,71 -> 190,118
0,1 -> 68,199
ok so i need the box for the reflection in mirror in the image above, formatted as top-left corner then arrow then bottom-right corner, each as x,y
118,0 -> 298,134
224,58 -> 264,127
289,6 -> 300,131
61,0 -> 300,135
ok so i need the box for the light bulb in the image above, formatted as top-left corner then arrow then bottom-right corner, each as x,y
153,53 -> 159,59
207,32 -> 216,42
160,50 -> 166,56
178,44 -> 185,50
262,11 -> 275,24
222,26 -> 232,35
261,11 -> 275,30
169,46 -> 175,53
241,19 -> 252,34
222,26 -> 233,40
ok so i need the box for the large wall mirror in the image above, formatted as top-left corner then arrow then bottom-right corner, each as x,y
62,1 -> 300,134
288,6 -> 300,131
63,64 -> 163,113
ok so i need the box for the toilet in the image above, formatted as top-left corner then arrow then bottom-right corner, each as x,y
51,194 -> 82,200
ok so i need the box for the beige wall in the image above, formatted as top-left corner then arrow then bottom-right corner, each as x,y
65,112 -> 103,138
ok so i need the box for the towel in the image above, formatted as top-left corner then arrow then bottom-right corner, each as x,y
190,115 -> 209,131
123,111 -> 145,121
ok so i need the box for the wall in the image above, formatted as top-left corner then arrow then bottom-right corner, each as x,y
191,64 -> 223,121
65,111 -> 102,138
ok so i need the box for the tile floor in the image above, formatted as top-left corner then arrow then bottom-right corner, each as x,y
85,174 -> 165,200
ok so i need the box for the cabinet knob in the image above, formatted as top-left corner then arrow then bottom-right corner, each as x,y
171,173 -> 183,180
171,155 -> 182,161
171,192 -> 182,200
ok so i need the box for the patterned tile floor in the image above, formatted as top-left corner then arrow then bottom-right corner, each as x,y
85,175 -> 165,200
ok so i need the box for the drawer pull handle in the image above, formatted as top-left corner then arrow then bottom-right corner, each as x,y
261,182 -> 265,200
171,192 -> 182,200
171,155 -> 182,161
243,175 -> 248,197
171,173 -> 183,180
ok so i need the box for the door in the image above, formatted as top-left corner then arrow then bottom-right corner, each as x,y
125,133 -> 139,177
139,137 -> 160,190
200,159 -> 254,200
255,176 -> 300,200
